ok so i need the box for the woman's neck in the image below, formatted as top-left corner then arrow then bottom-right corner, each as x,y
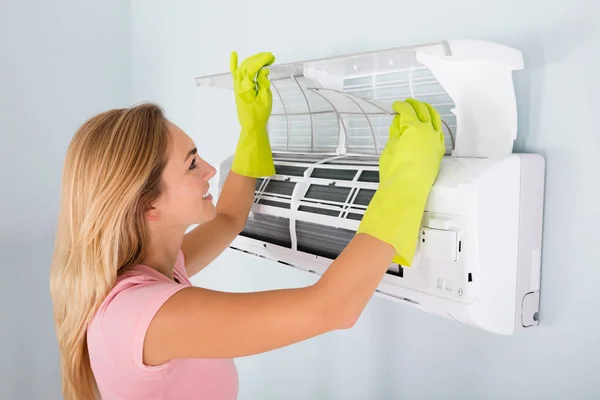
143,225 -> 186,280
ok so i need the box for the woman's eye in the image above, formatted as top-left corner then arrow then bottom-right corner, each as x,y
189,158 -> 197,170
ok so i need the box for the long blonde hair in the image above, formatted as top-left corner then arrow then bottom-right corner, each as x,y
49,103 -> 170,400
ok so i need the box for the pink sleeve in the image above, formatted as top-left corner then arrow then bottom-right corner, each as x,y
92,277 -> 188,377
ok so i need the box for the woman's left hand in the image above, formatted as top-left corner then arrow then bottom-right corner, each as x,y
229,51 -> 276,178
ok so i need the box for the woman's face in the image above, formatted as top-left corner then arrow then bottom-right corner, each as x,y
150,121 -> 217,228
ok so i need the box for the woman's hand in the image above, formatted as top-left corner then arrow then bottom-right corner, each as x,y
230,51 -> 276,178
356,98 -> 446,266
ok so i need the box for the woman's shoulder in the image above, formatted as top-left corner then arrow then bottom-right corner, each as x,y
100,248 -> 188,304
92,249 -> 190,324
86,250 -> 190,377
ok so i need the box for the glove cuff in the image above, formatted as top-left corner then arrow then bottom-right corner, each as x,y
231,127 -> 275,178
356,186 -> 432,266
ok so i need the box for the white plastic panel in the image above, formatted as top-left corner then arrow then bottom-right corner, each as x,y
420,228 -> 458,262
196,40 -> 523,158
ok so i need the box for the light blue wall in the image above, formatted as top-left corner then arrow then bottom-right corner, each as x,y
8,1 -> 598,398
131,0 -> 600,399
0,1 -> 132,398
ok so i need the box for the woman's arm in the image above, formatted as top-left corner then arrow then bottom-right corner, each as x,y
144,233 -> 395,363
181,51 -> 276,277
181,171 -> 255,277
144,97 -> 446,365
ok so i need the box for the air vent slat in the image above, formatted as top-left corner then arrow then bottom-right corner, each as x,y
241,214 -> 291,248
262,180 -> 296,196
298,206 -> 339,217
255,178 -> 265,190
305,185 -> 351,203
347,213 -> 363,221
257,199 -> 290,209
310,168 -> 357,181
275,165 -> 307,177
358,170 -> 379,183
353,189 -> 376,206
296,221 -> 355,260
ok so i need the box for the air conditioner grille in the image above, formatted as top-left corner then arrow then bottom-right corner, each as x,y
298,205 -> 339,217
358,171 -> 379,183
305,184 -> 351,204
354,189 -> 376,206
257,200 -> 290,209
241,214 -> 292,249
310,168 -> 357,181
265,62 -> 456,156
296,221 -> 355,260
254,179 -> 296,209
263,180 -> 295,196
275,165 -> 307,176
249,156 -> 379,222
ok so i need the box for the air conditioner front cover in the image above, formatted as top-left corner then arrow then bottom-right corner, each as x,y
195,40 -> 545,335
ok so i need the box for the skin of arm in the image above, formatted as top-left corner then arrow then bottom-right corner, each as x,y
144,233 -> 396,363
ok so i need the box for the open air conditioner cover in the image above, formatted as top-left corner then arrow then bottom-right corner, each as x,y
195,40 -> 545,335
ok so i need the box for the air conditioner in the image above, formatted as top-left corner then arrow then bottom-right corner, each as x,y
195,40 -> 545,335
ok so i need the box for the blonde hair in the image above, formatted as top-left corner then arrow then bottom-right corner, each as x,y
49,103 -> 170,399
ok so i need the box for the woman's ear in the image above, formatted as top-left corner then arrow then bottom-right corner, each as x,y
146,204 -> 160,222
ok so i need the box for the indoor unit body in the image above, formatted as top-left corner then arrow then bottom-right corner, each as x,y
195,40 -> 545,335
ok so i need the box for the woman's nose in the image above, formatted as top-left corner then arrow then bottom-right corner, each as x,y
202,159 -> 217,181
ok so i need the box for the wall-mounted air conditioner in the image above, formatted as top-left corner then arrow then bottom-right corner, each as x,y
195,40 -> 545,335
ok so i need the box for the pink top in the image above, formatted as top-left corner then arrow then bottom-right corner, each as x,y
87,249 -> 239,400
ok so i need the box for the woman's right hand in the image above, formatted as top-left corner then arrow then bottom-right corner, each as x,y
357,98 -> 446,266
229,51 -> 276,178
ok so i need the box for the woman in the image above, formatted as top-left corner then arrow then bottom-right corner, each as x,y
50,51 -> 445,400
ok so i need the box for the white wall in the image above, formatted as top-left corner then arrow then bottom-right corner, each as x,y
0,1 -> 132,398
131,1 -> 600,399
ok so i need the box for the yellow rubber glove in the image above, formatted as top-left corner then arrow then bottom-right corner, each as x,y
230,51 -> 276,178
356,98 -> 446,266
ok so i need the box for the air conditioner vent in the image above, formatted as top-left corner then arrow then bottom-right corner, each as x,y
346,213 -> 363,221
354,189 -> 376,206
310,168 -> 357,181
241,214 -> 292,249
257,199 -> 289,209
262,57 -> 458,156
358,171 -> 379,183
298,205 -> 339,217
324,157 -> 378,165
254,179 -> 296,209
305,184 -> 351,203
275,165 -> 307,176
296,221 -> 355,260
263,180 -> 295,196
